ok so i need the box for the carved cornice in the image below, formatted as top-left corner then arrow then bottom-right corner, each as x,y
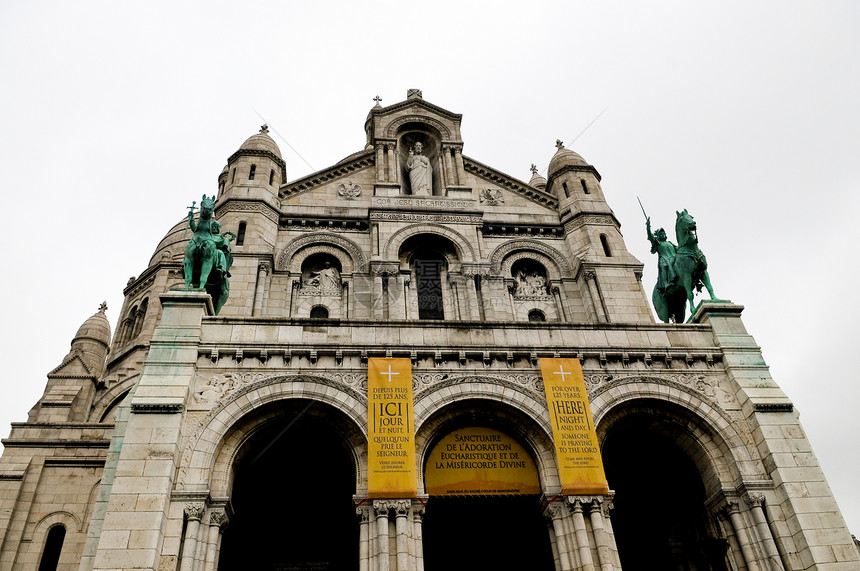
130,402 -> 183,414
279,152 -> 374,199
217,200 -> 279,224
464,157 -> 557,210
370,211 -> 482,225
546,162 -> 602,184
563,214 -> 617,234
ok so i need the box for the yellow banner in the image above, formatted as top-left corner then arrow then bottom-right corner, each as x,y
539,358 -> 609,495
425,427 -> 540,495
367,358 -> 417,498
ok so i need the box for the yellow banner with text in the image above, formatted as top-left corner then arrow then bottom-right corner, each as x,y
539,358 -> 609,495
367,358 -> 417,498
425,426 -> 541,495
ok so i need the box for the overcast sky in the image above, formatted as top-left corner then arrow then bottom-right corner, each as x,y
1,1 -> 858,536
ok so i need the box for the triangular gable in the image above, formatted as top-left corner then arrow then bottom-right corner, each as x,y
278,149 -> 375,200
464,156 -> 558,211
47,353 -> 95,378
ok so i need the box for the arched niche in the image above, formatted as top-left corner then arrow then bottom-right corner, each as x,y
396,122 -> 444,196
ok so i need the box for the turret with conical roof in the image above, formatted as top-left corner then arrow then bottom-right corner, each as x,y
546,141 -> 650,322
28,303 -> 112,422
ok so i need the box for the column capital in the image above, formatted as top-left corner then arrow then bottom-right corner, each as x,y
209,507 -> 229,529
743,491 -> 765,507
583,270 -> 597,282
258,261 -> 271,274
184,502 -> 205,521
356,505 -> 371,523
373,500 -> 391,517
543,501 -> 566,521
393,500 -> 410,515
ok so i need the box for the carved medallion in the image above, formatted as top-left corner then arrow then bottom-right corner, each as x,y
337,181 -> 362,199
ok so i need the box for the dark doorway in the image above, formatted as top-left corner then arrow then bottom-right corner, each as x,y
218,403 -> 358,571
603,414 -> 728,571
422,495 -> 553,571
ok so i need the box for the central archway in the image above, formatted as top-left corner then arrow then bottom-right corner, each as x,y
218,400 -> 359,570
602,406 -> 730,571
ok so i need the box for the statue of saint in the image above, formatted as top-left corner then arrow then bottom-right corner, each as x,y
406,141 -> 433,195
307,261 -> 340,290
646,217 -> 677,292
210,221 -> 236,278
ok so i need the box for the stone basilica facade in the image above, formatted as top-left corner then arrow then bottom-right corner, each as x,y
1,90 -> 857,570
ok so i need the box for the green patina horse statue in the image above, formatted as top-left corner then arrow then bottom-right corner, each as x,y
183,195 -> 234,314
650,209 -> 718,323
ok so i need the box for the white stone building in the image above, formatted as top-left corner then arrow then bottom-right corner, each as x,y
1,90 -> 857,570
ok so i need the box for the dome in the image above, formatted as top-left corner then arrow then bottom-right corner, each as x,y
238,125 -> 282,158
547,140 -> 589,177
73,303 -> 111,347
148,218 -> 188,268
528,164 -> 547,190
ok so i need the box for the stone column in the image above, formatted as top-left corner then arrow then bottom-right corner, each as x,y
357,506 -> 371,571
203,508 -> 228,571
376,144 -> 385,182
588,499 -> 614,571
179,503 -> 204,571
395,501 -> 410,571
288,279 -> 298,317
544,503 -> 573,571
464,274 -> 480,321
373,274 -> 385,320
252,261 -> 270,316
391,274 -> 406,320
583,271 -> 608,323
569,498 -> 596,571
374,501 -> 391,571
600,497 -> 621,569
744,493 -> 785,570
452,147 -> 464,185
412,501 -> 425,571
343,280 -> 351,319
387,144 -> 397,183
442,145 -> 454,187
552,285 -> 568,321
725,501 -> 761,571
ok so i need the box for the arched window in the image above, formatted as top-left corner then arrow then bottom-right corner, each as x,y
219,180 -> 225,195
131,298 -> 148,338
528,309 -> 546,322
413,253 -> 445,320
562,182 -> 570,198
236,222 -> 246,246
600,234 -> 612,257
249,164 -> 256,180
581,179 -> 590,194
38,525 -> 65,571
269,169 -> 275,185
231,168 -> 236,183
310,306 -> 329,319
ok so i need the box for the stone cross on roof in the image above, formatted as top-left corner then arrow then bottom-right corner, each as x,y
555,139 -> 564,150
99,301 -> 108,313
260,124 -> 269,134
530,164 -> 538,174
373,95 -> 382,106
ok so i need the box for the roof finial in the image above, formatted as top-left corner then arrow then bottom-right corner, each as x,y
407,88 -> 423,100
260,124 -> 269,134
373,95 -> 382,107
99,301 -> 108,313
555,139 -> 564,150
530,164 -> 538,175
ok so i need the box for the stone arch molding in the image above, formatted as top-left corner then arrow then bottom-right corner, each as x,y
413,375 -> 561,495
25,510 -> 82,541
178,374 -> 368,496
384,223 -> 476,262
590,376 -> 762,492
490,239 -> 571,277
384,115 -> 452,140
277,233 -> 366,273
